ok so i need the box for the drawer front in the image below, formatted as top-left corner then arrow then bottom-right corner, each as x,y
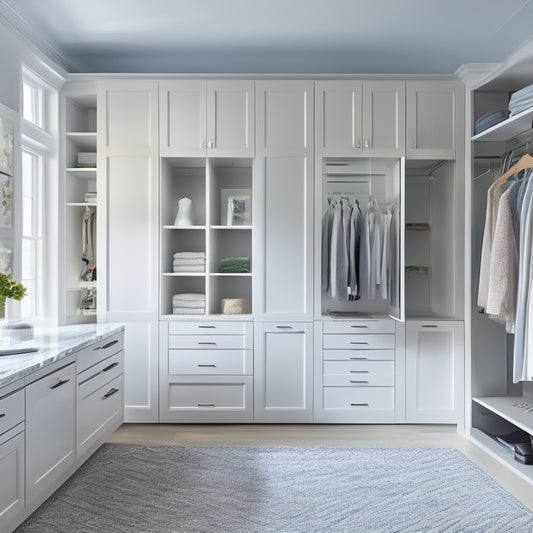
323,334 -> 395,350
77,333 -> 124,374
323,361 -> 394,387
77,351 -> 124,399
76,374 -> 123,454
0,389 -> 24,437
323,349 -> 395,361
169,350 -> 252,375
169,334 -> 250,350
0,430 -> 25,528
323,320 -> 395,334
169,322 -> 249,335
168,381 -> 248,409
323,387 -> 395,410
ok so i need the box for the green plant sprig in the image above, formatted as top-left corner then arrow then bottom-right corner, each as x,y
0,272 -> 26,301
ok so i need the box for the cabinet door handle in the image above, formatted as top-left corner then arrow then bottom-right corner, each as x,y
0,413 -> 5,418
198,325 -> 216,329
198,364 -> 216,368
103,362 -> 119,372
350,325 -> 368,329
350,403 -> 369,407
350,370 -> 369,374
198,402 -> 215,407
198,342 -> 216,345
50,379 -> 70,390
350,357 -> 368,360
103,387 -> 120,399
422,325 -> 438,328
350,380 -> 369,384
276,326 -> 293,329
102,340 -> 119,350
350,342 -> 368,345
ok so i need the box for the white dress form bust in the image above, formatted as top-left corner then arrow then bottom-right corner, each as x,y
174,196 -> 193,226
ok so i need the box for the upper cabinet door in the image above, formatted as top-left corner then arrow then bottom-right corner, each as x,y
160,80 -> 207,157
406,80 -> 463,159
362,81 -> 406,157
315,81 -> 363,156
207,80 -> 255,157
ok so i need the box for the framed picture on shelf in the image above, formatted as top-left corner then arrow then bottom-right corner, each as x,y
0,113 -> 14,178
221,188 -> 252,226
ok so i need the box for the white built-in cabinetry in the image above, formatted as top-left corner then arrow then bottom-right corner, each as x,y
159,80 -> 254,157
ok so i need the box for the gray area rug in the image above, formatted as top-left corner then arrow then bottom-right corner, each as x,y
16,444 -> 533,532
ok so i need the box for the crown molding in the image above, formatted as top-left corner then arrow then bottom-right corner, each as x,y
0,0 -> 77,73
455,63 -> 500,90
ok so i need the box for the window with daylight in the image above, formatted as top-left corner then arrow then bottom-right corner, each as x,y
22,77 -> 44,129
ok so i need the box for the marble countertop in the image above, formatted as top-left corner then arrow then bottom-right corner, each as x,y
0,323 -> 125,388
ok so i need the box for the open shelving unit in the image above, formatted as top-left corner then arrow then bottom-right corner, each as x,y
160,157 -> 254,318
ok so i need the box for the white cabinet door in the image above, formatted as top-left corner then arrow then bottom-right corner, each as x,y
0,430 -> 24,529
406,81 -> 463,159
160,80 -> 254,157
254,322 -> 313,422
207,80 -> 254,157
26,364 -> 76,504
255,81 -> 314,320
160,80 -> 207,157
98,81 -> 159,422
362,81 -> 405,157
405,321 -> 464,423
316,80 -> 405,157
315,81 -> 363,156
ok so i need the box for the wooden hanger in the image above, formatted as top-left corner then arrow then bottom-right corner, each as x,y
490,153 -> 533,190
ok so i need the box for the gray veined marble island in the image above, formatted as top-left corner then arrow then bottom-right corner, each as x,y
0,323 -> 125,533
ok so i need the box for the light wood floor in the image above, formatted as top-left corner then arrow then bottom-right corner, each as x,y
108,423 -> 533,511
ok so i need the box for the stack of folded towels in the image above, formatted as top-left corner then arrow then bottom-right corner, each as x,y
509,83 -> 533,116
172,293 -> 205,314
173,251 -> 206,272
473,109 -> 509,135
219,257 -> 250,273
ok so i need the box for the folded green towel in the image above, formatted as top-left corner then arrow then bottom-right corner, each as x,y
219,257 -> 250,273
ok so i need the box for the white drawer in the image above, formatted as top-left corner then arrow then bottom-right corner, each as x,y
323,361 -> 394,387
323,320 -> 395,334
77,351 -> 124,399
0,389 -> 24,436
323,334 -> 395,350
76,374 -> 123,456
169,334 -> 251,350
169,350 -> 252,375
323,349 -> 395,361
169,322 -> 250,336
77,333 -> 124,374
323,387 -> 394,410
168,381 -> 248,409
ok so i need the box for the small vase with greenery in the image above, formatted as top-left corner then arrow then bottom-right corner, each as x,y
0,273 -> 26,319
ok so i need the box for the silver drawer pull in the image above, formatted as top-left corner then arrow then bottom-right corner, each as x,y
350,370 -> 369,374
350,342 -> 368,345
350,380 -> 369,384
50,379 -> 70,390
350,403 -> 369,407
103,387 -> 119,399
276,326 -> 293,329
103,340 -> 119,350
350,325 -> 368,329
103,362 -> 119,372
350,357 -> 368,360
198,325 -> 216,329
422,325 -> 438,328
198,342 -> 217,345
0,413 -> 5,418
198,403 -> 215,407
198,364 -> 216,367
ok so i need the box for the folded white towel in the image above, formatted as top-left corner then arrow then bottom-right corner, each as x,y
173,265 -> 205,272
172,293 -> 206,302
173,251 -> 205,259
172,308 -> 205,315
171,300 -> 205,308
173,258 -> 206,265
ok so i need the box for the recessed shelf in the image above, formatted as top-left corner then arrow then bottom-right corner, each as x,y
66,168 -> 97,178
473,397 -> 533,435
163,225 -> 206,230
67,203 -> 97,207
472,105 -> 533,142
66,132 -> 97,150
210,273 -> 252,277
162,272 -> 206,277
210,225 -> 252,230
